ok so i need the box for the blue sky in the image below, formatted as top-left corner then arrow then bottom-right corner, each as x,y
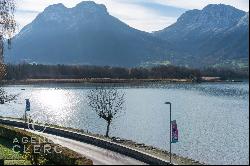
15,0 -> 249,32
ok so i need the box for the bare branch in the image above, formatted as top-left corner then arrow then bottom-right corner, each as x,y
87,87 -> 125,137
0,88 -> 18,104
0,0 -> 16,65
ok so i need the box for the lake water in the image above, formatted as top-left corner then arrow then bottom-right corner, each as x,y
0,82 -> 249,165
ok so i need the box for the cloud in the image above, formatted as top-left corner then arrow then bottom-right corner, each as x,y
152,0 -> 249,11
16,0 -> 180,32
100,0 -> 179,32
15,0 -> 249,33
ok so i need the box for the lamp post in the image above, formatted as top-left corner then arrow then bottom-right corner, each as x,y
165,102 -> 172,164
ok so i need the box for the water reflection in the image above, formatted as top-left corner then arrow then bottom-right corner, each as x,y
36,89 -> 68,110
29,89 -> 76,126
0,82 -> 248,165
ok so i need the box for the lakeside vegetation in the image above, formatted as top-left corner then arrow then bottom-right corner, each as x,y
0,138 -> 31,165
4,64 -> 249,82
0,117 -> 202,165
0,124 -> 93,165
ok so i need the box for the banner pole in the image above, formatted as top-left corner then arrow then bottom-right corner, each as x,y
165,102 -> 172,164
25,109 -> 27,123
25,100 -> 27,123
170,102 -> 172,164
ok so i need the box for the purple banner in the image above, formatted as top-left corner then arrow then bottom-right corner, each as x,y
171,120 -> 178,143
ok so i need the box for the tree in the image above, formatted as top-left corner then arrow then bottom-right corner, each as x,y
87,88 -> 125,137
0,63 -> 5,80
0,0 -> 16,80
0,0 -> 16,104
0,87 -> 17,104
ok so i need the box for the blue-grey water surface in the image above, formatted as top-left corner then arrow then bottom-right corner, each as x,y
0,82 -> 249,165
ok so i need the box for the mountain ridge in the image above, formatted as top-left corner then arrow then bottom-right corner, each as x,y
154,4 -> 249,68
5,2 -> 249,68
7,1 -> 172,67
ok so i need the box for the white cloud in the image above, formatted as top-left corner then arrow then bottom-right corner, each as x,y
15,11 -> 37,30
152,0 -> 249,11
15,0 -> 249,33
16,0 -> 177,32
100,1 -> 177,32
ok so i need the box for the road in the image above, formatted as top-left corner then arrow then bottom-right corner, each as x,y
28,130 -> 145,165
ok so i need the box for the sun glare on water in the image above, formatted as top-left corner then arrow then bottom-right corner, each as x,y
38,90 -> 67,109
32,89 -> 76,125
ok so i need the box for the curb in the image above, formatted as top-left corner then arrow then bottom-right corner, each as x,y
0,118 -> 173,165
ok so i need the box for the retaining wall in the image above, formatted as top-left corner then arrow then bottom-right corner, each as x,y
0,118 -> 171,165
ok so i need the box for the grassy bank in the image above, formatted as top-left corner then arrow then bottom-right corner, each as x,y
0,117 -> 203,165
0,138 -> 31,165
49,124 -> 204,165
0,124 -> 93,165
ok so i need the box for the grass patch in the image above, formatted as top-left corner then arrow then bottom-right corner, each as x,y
0,137 -> 22,160
0,125 -> 93,165
0,137 -> 31,165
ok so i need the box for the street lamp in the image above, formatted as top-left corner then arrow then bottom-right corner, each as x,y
165,102 -> 172,164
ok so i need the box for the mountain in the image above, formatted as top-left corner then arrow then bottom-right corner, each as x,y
154,4 -> 249,68
6,2 -> 249,68
6,1 -> 171,67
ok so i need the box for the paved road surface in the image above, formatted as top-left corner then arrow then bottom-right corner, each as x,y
28,130 -> 146,165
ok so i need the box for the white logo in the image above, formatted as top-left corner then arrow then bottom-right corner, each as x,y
27,112 -> 61,144
28,112 -> 48,133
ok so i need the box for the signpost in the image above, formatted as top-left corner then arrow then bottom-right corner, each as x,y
165,102 -> 179,164
25,99 -> 30,123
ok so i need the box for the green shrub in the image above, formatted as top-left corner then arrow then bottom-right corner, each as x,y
0,125 -> 93,165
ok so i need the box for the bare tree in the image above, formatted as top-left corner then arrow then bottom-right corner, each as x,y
87,88 -> 125,137
0,0 -> 16,104
0,0 -> 16,80
0,63 -> 5,80
0,87 -> 17,104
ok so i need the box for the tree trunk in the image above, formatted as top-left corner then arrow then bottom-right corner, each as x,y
0,35 -> 4,80
0,35 -> 3,64
105,121 -> 111,137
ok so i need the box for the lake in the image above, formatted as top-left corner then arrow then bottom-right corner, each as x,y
0,82 -> 249,165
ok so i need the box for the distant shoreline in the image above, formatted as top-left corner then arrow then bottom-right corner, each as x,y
0,78 -> 245,85
1,78 -> 195,85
